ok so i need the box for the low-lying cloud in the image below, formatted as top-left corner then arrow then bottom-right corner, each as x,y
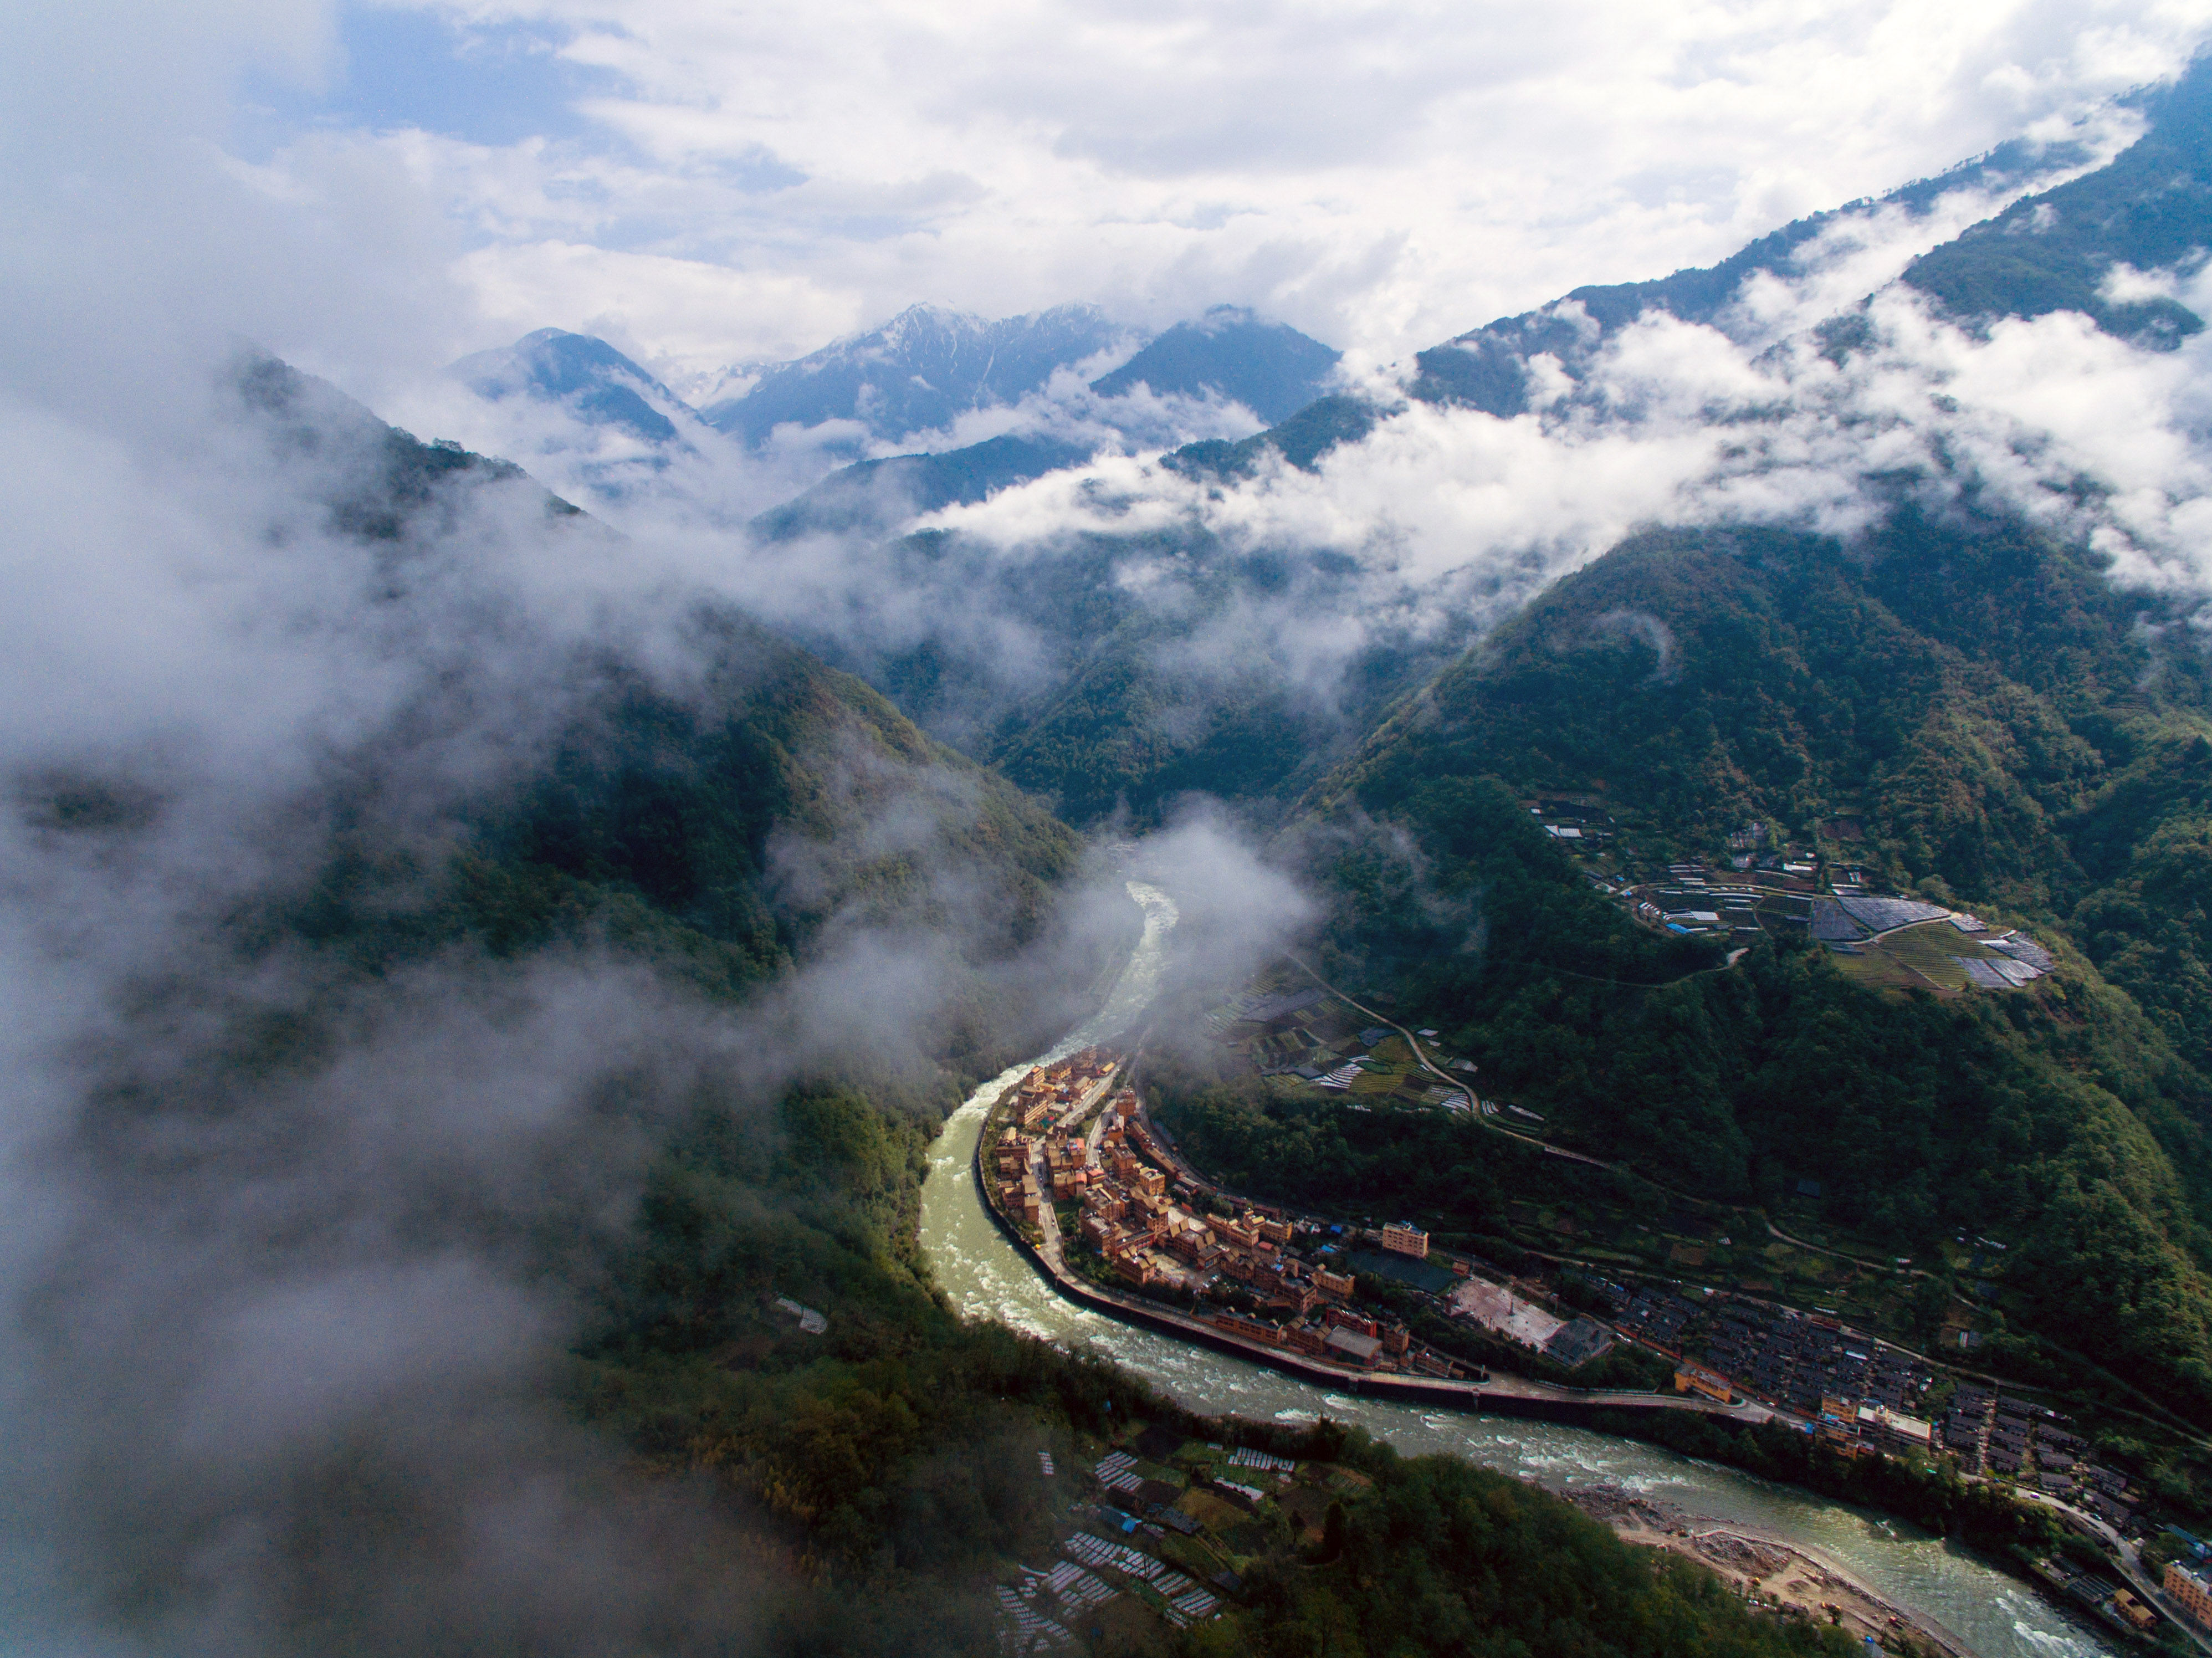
0,336 -> 1323,1649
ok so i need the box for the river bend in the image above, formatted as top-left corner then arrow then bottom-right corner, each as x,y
917,881 -> 2112,1658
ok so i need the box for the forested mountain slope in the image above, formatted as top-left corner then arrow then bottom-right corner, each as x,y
787,524 -> 1471,826
30,354 -> 1865,1655
1902,56 -> 2212,344
1219,55 -> 2212,434
777,66 -> 2212,836
1276,517 -> 2212,1425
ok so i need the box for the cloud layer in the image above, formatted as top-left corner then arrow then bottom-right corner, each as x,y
44,0 -> 2204,394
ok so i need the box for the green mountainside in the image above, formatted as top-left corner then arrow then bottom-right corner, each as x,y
1401,130 -> 2111,417
779,521 -> 1471,827
803,60 -> 2212,844
1222,56 -> 2212,431
63,359 -> 1870,1655
1238,516 -> 2212,1430
1902,62 -> 2212,344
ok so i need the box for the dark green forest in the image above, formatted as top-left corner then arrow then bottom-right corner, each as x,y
1902,58 -> 2212,345
1211,511 -> 2212,1430
1185,1442 -> 1856,1658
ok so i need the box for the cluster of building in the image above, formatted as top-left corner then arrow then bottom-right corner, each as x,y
1942,1388 -> 2141,1524
1594,1277 -> 2157,1531
988,1065 -> 1476,1378
1811,1395 -> 1933,1459
1207,1302 -> 1437,1372
991,1048 -> 1124,1227
1009,1047 -> 1120,1130
1624,863 -> 1789,942
1593,837 -> 2059,1000
1575,1275 -> 1937,1424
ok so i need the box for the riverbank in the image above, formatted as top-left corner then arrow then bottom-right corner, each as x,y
918,879 -> 2117,1658
1566,1485 -> 1977,1658
971,1041 -> 2128,1658
977,1048 -> 1788,1434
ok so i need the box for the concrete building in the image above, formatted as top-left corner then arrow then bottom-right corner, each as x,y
1210,1312 -> 1282,1347
1380,1221 -> 1430,1259
1675,1362 -> 1734,1404
2111,1589 -> 2156,1634
2166,1562 -> 2212,1629
1325,1327 -> 1382,1367
1856,1404 -> 1934,1457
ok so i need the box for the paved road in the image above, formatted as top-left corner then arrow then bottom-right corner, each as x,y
2012,1488 -> 2212,1656
1028,1140 -> 1066,1266
1283,954 -> 1612,1168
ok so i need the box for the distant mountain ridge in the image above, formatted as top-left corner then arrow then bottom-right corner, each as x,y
447,304 -> 1345,502
1089,305 -> 1341,423
749,434 -> 1095,541
699,303 -> 1131,448
450,327 -> 699,447
1405,59 -> 2212,420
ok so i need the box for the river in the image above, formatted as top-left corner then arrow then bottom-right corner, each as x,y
918,880 -> 2113,1658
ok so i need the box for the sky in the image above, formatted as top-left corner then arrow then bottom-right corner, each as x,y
37,0 -> 2212,398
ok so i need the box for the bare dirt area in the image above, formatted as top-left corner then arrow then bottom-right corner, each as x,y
1450,1275 -> 1564,1348
1562,1486 -> 1972,1658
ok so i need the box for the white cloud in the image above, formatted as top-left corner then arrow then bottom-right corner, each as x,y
168,0 -> 2212,391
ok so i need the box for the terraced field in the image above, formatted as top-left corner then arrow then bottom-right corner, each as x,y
1831,919 -> 2024,996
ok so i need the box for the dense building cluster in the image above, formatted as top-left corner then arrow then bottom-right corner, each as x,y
988,1055 -> 1472,1378
1579,1276 -> 1936,1422
1942,1387 -> 2142,1526
1584,834 -> 2060,999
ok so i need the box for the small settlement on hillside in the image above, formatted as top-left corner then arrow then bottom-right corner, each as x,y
1532,799 -> 2059,997
996,1424 -> 1373,1651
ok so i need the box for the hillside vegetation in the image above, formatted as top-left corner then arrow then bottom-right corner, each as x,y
1256,515 -> 2212,1427
71,360 -> 1868,1655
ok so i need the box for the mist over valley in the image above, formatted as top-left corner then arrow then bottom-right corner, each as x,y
18,7 -> 2212,1655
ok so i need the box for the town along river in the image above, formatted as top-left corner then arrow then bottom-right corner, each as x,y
917,880 -> 2117,1658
